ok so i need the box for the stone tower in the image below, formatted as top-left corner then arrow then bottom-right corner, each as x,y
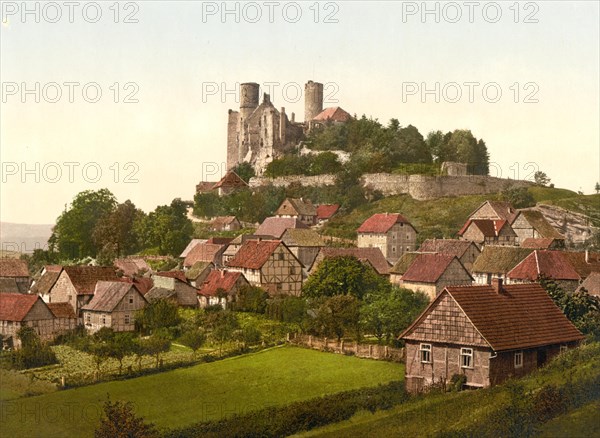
239,82 -> 260,122
304,80 -> 323,122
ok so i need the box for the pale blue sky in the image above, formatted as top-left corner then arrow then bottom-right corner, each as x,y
1,1 -> 598,224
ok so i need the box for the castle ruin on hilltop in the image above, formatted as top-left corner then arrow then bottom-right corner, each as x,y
226,80 -> 351,175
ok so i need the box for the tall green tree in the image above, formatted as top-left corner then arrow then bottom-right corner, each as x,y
140,198 -> 193,256
310,295 -> 361,341
93,200 -> 146,257
231,162 -> 256,183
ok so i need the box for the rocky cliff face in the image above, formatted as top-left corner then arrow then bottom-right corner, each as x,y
532,204 -> 597,245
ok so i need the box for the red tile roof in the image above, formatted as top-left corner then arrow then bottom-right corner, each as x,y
44,265 -> 63,273
0,259 -> 29,277
255,217 -> 308,239
47,302 -> 77,319
561,251 -> 600,279
212,170 -> 248,189
63,266 -> 118,295
402,254 -> 470,283
316,204 -> 340,220
184,243 -> 225,268
0,293 -> 41,321
507,250 -> 580,281
198,270 -> 244,297
312,107 -> 352,122
418,239 -> 478,258
179,239 -> 207,258
226,240 -> 281,270
114,258 -> 150,277
402,283 -> 584,351
357,213 -> 412,234
458,219 -> 513,237
316,247 -> 390,275
116,276 -> 154,295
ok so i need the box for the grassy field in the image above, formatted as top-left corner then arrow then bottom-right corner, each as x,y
0,346 -> 403,437
537,400 -> 600,437
296,343 -> 600,438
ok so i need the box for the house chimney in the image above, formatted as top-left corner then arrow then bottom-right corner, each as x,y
491,277 -> 504,294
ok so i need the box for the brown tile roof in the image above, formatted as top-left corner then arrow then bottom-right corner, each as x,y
561,251 -> 600,279
30,270 -> 62,296
0,293 -> 42,321
521,238 -> 559,249
255,217 -> 308,239
183,243 -> 225,268
317,247 -> 390,275
418,239 -> 478,258
63,266 -> 118,295
207,237 -> 234,245
0,278 -> 21,294
470,200 -> 517,222
312,107 -> 352,122
211,216 -> 239,229
226,240 -> 282,270
281,229 -> 325,247
576,272 -> 600,296
196,181 -> 217,193
390,253 -> 420,275
472,246 -> 533,274
82,281 -> 141,312
316,204 -> 340,220
179,239 -> 207,258
458,219 -> 514,237
116,277 -> 154,295
402,254 -> 471,283
47,302 -> 76,319
276,198 -> 317,217
508,250 -> 581,281
402,283 -> 584,351
198,270 -> 245,297
515,210 -> 564,239
212,170 -> 248,189
145,287 -> 177,301
114,258 -> 150,277
44,265 -> 63,273
0,259 -> 29,277
357,213 -> 413,234
154,270 -> 188,283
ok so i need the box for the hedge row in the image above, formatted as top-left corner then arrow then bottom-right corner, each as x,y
163,380 -> 407,438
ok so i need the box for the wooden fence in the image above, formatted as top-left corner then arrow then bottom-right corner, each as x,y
288,333 -> 404,363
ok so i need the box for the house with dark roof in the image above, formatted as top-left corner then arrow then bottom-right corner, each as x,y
471,246 -> 533,284
44,266 -> 118,314
30,265 -> 63,297
400,280 -> 584,393
0,259 -> 31,293
146,271 -> 199,307
0,278 -> 21,294
210,216 -> 241,232
212,170 -> 248,196
281,228 -> 325,268
81,281 -> 147,333
310,247 -> 391,277
197,270 -> 249,308
511,210 -> 565,246
226,240 -> 303,296
390,252 -> 420,284
458,219 -> 517,246
357,213 -> 418,263
316,204 -> 340,224
507,250 -> 581,292
0,293 -> 56,348
183,242 -> 227,268
255,217 -> 309,239
275,198 -> 317,225
417,239 -> 481,271
397,254 -> 474,301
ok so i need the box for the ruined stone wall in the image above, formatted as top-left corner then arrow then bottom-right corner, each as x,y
249,173 -> 532,200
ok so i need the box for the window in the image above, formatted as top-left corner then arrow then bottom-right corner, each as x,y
124,314 -> 130,324
101,315 -> 106,326
129,296 -> 134,304
560,345 -> 568,354
406,234 -> 410,239
392,247 -> 396,253
514,351 -> 523,368
461,348 -> 473,368
420,344 -> 432,363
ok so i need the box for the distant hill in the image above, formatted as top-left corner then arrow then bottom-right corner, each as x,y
0,222 -> 54,254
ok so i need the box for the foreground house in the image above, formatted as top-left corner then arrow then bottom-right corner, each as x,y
507,250 -> 581,292
398,254 -> 473,301
310,247 -> 391,277
275,198 -> 317,226
81,281 -> 147,333
357,213 -> 418,263
0,293 -> 56,348
226,240 -> 303,296
197,270 -> 249,308
400,281 -> 584,393
417,239 -> 481,271
0,259 -> 31,293
471,246 -> 533,284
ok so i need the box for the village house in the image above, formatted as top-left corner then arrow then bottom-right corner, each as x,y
47,302 -> 78,333
222,234 -> 260,264
226,240 -> 303,296
185,261 -> 215,287
212,170 -> 249,196
29,265 -> 62,297
561,250 -> 600,280
275,198 -> 318,226
114,258 -> 151,278
183,242 -> 227,269
511,210 -> 565,246
417,239 -> 481,272
308,106 -> 353,131
255,217 -> 309,239
458,219 -> 517,247
179,239 -> 207,258
197,270 -> 249,308
390,252 -> 420,284
0,293 -> 56,348
210,216 -> 242,232
310,247 -> 391,277
471,246 -> 533,284
400,280 -> 584,393
0,278 -> 22,294
357,213 -> 418,263
576,272 -> 600,297
81,281 -> 147,333
280,228 -> 326,269
468,200 -> 518,222
315,204 -> 340,224
0,258 -> 31,293
506,250 -> 581,293
41,266 -> 118,314
397,254 -> 474,301
520,238 -> 564,250
145,271 -> 199,307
